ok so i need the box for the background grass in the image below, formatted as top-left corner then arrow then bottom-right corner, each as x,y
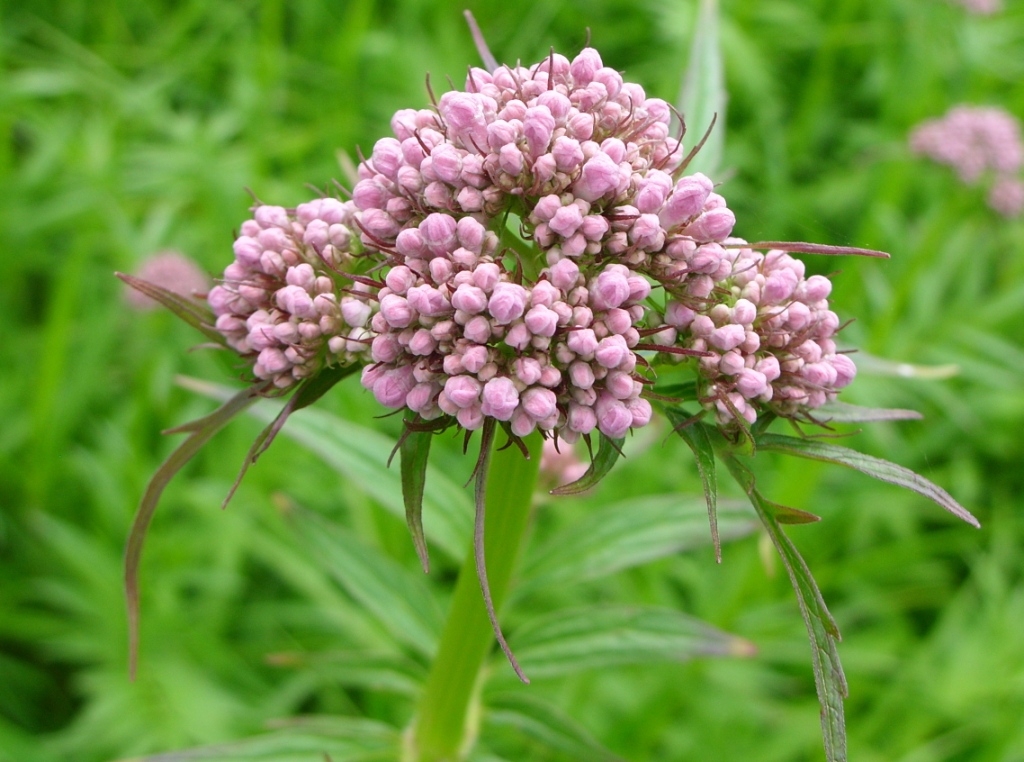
2,0 -> 1023,760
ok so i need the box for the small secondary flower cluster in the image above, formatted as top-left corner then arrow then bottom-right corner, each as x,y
948,0 -> 1002,15
910,105 -> 1024,217
207,47 -> 857,438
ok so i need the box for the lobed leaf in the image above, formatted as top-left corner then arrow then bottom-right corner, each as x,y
510,605 -> 755,679
550,433 -> 624,496
756,433 -> 979,527
724,456 -> 847,762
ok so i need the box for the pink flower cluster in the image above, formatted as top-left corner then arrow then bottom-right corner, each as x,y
346,47 -> 854,435
206,45 -> 856,435
661,243 -> 855,425
948,0 -> 1002,14
910,105 -> 1024,217
207,199 -> 374,387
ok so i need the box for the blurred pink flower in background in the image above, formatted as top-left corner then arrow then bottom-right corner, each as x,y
949,0 -> 1002,14
125,251 -> 210,311
910,105 -> 1023,217
539,438 -> 588,489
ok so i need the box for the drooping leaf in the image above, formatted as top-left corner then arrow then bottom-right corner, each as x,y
183,378 -> 472,559
483,693 -> 626,762
400,425 -> 433,573
520,495 -> 754,595
811,400 -> 923,423
757,433 -> 979,527
724,456 -> 847,762
550,433 -> 624,496
291,510 -> 443,657
510,605 -> 755,679
474,419 -> 528,683
665,409 -> 721,560
116,717 -> 398,762
218,365 -> 359,509
115,272 -> 225,346
125,383 -> 267,678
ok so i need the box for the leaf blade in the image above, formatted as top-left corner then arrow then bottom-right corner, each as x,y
757,433 -> 979,527
666,410 -> 721,560
550,434 -> 624,496
400,426 -> 433,573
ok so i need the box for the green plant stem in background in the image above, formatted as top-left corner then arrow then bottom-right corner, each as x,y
408,432 -> 543,761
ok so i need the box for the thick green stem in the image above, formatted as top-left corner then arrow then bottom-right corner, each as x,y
408,431 -> 542,761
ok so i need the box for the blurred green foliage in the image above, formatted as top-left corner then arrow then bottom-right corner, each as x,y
2,0 -> 1023,760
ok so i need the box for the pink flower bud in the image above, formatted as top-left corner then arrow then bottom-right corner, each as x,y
420,213 -> 458,254
407,285 -> 450,318
684,208 -> 736,242
510,410 -> 536,437
444,375 -> 482,409
373,366 -> 416,408
580,214 -> 610,241
832,354 -> 856,388
568,360 -> 596,390
464,315 -> 492,344
606,370 -> 635,400
567,402 -> 597,434
525,305 -> 559,337
522,387 -> 557,420
533,194 -> 563,223
457,404 -> 485,430
801,275 -> 832,303
732,298 -> 757,326
488,282 -> 529,324
499,143 -> 525,175
379,294 -> 414,328
763,269 -> 799,303
514,357 -> 543,386
591,266 -> 631,311
552,136 -> 584,172
547,258 -> 580,291
567,328 -> 599,357
710,324 -> 746,351
570,48 -> 603,85
755,356 -> 781,382
479,377 -> 519,420
341,298 -> 371,327
276,285 -> 316,319
408,329 -> 437,356
736,368 -> 769,398
549,204 -> 584,238
719,351 -> 746,376
595,393 -> 632,438
370,138 -> 404,180
504,322 -> 532,350
472,262 -> 502,292
451,283 -> 488,314
575,152 -> 620,202
658,174 -> 714,228
360,208 -> 400,241
594,334 -> 629,368
524,107 -> 556,158
407,383 -> 438,414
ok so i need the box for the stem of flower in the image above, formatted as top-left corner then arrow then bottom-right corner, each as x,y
406,430 -> 542,761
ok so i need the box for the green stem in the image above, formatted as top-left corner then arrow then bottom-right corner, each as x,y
408,431 -> 542,761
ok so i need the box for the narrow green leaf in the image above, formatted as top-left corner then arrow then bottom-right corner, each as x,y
125,384 -> 264,679
291,511 -> 443,656
520,495 -> 754,595
484,693 -> 625,762
757,433 -> 979,527
400,426 -> 433,573
116,717 -> 398,761
677,0 -> 725,177
220,365 -> 358,509
724,456 -> 847,762
511,605 -> 754,679
182,378 -> 472,560
266,651 -> 426,697
811,400 -> 923,423
550,434 -> 624,496
115,272 -> 225,346
666,410 -> 721,560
